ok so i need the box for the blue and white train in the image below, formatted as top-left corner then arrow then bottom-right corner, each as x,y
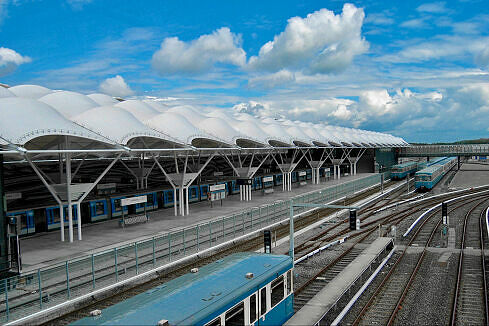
414,157 -> 457,190
391,157 -> 449,180
6,169 -> 316,237
72,252 -> 294,326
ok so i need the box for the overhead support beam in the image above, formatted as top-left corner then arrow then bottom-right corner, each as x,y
272,149 -> 307,191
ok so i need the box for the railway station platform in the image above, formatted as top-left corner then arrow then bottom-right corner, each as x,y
20,173 -> 376,272
285,237 -> 394,326
449,162 -> 489,189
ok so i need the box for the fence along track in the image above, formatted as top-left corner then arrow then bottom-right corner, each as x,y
450,203 -> 489,326
353,195 -> 488,326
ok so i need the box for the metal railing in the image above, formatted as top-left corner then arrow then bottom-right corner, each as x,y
0,173 -> 388,324
400,144 -> 489,157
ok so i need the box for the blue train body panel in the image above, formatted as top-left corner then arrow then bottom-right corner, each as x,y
46,205 -> 79,230
253,176 -> 263,190
110,197 -> 128,217
306,169 -> 312,180
274,173 -> 283,186
188,185 -> 200,203
229,180 -> 240,194
6,210 -> 35,235
89,200 -> 108,222
72,253 -> 293,326
200,184 -> 209,201
134,193 -> 158,213
415,157 -> 456,190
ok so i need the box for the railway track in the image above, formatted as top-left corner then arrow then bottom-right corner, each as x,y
450,203 -> 489,326
42,181 -> 398,324
351,195 -> 489,326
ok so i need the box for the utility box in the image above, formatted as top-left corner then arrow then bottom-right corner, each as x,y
442,202 -> 448,225
264,230 -> 272,253
349,209 -> 357,231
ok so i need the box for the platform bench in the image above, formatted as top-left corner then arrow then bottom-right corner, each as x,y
119,214 -> 149,227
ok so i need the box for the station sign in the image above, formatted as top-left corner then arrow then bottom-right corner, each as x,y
209,184 -> 226,192
213,172 -> 224,176
298,171 -> 306,177
121,196 -> 147,206
97,183 -> 117,190
237,179 -> 252,186
5,193 -> 22,201
263,176 -> 273,183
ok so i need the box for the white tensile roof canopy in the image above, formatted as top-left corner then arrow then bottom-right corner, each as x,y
0,84 -> 409,153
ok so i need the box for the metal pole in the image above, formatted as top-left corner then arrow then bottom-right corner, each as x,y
38,269 -> 43,309
91,254 -> 95,289
4,279 -> 9,321
76,202 -> 82,241
114,248 -> 118,282
186,187 -> 189,216
59,205 -> 65,242
66,153 -> 74,243
66,261 -> 70,299
168,233 -> 171,261
289,204 -> 294,262
174,187 -> 177,216
135,242 -> 139,274
209,222 -> 212,247
152,237 -> 156,267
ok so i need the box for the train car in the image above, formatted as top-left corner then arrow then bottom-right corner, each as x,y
415,157 -> 457,190
199,184 -> 210,201
134,192 -> 158,213
391,161 -> 418,179
291,171 -> 298,183
253,176 -> 263,190
73,252 -> 294,326
229,180 -> 241,195
306,169 -> 312,180
6,210 -> 35,235
87,199 -> 109,222
162,189 -> 177,208
110,196 -> 128,217
45,205 -> 79,230
188,185 -> 200,203
273,173 -> 283,186
426,157 -> 446,167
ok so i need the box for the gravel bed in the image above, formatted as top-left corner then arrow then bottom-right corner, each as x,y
394,252 -> 457,326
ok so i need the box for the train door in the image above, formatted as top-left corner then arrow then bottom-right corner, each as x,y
258,284 -> 270,324
34,209 -> 47,233
248,292 -> 258,326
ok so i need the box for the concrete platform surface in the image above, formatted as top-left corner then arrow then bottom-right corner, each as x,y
20,173 -> 375,271
449,163 -> 489,189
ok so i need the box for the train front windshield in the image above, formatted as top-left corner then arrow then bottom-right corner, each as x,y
416,174 -> 430,181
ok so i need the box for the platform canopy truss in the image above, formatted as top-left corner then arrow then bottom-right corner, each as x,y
0,84 -> 408,242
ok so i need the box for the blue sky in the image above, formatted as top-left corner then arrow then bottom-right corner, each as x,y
1,0 -> 488,143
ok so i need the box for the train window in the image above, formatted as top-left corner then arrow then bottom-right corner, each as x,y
147,194 -> 154,205
205,317 -> 221,326
271,275 -> 284,307
260,287 -> 267,316
167,191 -> 173,202
95,202 -> 105,215
225,302 -> 244,326
114,199 -> 122,211
19,213 -> 28,229
287,270 -> 292,295
191,188 -> 197,197
249,294 -> 257,323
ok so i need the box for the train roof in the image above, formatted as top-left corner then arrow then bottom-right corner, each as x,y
72,252 -> 292,326
392,161 -> 418,168
416,157 -> 456,175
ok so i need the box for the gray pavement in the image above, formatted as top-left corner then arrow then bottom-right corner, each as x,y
449,162 -> 489,189
20,173 -> 374,271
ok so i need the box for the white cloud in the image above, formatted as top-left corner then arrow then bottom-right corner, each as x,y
67,0 -> 92,10
0,47 -> 31,76
365,12 -> 394,26
400,18 -> 428,29
99,75 -> 134,97
248,3 -> 368,74
329,104 -> 352,119
152,27 -> 246,75
416,2 -> 449,14
248,69 -> 295,89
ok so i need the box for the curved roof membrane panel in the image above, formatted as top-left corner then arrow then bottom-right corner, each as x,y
0,97 -> 111,146
167,105 -> 208,126
285,125 -> 315,146
73,106 -> 177,146
262,123 -> 295,147
87,93 -> 119,106
142,100 -> 169,113
8,85 -> 52,99
0,87 -> 14,98
39,91 -> 99,119
114,100 -> 160,121
145,112 -> 223,147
